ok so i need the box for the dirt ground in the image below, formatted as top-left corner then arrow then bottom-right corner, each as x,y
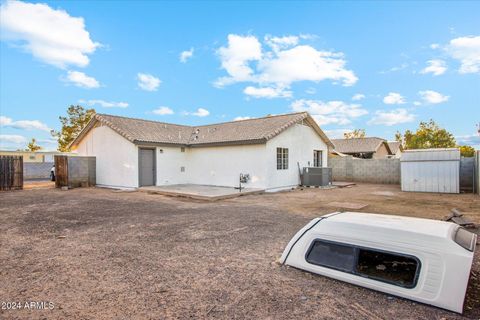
1,183 -> 479,319
23,179 -> 54,190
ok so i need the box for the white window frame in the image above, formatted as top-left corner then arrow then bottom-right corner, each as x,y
277,147 -> 289,170
313,150 -> 323,167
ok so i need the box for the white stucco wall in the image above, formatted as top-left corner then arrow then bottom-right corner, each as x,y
155,146 -> 189,185
187,144 -> 267,188
265,123 -> 329,191
149,144 -> 267,188
76,125 -> 139,188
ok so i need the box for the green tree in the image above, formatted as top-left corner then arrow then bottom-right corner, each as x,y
395,120 -> 456,149
25,138 -> 42,152
344,129 -> 366,139
51,105 -> 95,152
459,145 -> 475,157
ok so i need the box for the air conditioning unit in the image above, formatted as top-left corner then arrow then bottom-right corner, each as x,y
301,167 -> 332,187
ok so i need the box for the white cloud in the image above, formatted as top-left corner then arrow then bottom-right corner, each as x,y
0,134 -> 27,144
352,93 -> 365,101
215,34 -> 357,95
291,99 -> 368,126
264,35 -> 299,52
368,108 -> 415,126
305,87 -> 316,95
215,34 -> 262,87
189,108 -> 209,117
152,106 -> 174,115
420,59 -> 447,76
419,90 -> 449,104
9,120 -> 51,132
257,45 -> 358,86
0,0 -> 99,69
383,92 -> 406,105
65,71 -> 100,88
445,36 -> 480,74
430,43 -> 440,49
243,86 -> 292,99
0,116 -> 12,126
456,134 -> 480,147
413,101 -> 422,106
180,48 -> 194,63
380,63 -> 408,74
0,116 -> 51,132
137,73 -> 161,91
233,116 -> 252,121
80,99 -> 128,108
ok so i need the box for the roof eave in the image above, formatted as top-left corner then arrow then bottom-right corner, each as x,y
68,116 -> 98,149
302,115 -> 335,149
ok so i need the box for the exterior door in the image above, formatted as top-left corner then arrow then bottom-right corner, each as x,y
139,148 -> 155,186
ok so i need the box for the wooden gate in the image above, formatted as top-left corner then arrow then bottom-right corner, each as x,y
0,156 -> 23,191
54,155 -> 68,188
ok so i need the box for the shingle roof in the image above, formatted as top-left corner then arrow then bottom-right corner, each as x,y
387,141 -> 402,154
71,112 -> 334,148
331,137 -> 391,154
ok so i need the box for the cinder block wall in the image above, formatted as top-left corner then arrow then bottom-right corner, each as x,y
24,162 -> 53,179
67,157 -> 96,187
329,156 -> 400,184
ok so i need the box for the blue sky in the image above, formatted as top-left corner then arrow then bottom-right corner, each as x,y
0,0 -> 479,150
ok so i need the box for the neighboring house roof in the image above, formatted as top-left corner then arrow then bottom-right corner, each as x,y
70,112 -> 334,148
387,141 -> 402,154
329,149 -> 350,157
331,137 -> 392,154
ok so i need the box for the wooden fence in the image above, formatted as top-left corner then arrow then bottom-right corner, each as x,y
54,155 -> 68,188
0,156 -> 23,191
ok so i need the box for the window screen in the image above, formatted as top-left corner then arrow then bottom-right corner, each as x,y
305,239 -> 420,289
276,148 -> 289,170
356,249 -> 419,288
306,241 -> 356,272
313,150 -> 323,167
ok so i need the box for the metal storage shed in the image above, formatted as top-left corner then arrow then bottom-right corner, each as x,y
401,148 -> 460,193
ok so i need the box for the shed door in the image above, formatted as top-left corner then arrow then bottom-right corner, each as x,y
139,148 -> 155,186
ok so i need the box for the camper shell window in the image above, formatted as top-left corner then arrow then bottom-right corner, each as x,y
305,239 -> 421,289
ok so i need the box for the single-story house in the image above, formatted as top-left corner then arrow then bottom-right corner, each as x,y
331,137 -> 392,159
70,112 -> 333,191
387,141 -> 403,158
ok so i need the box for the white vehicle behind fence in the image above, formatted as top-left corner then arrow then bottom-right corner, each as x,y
281,212 -> 476,313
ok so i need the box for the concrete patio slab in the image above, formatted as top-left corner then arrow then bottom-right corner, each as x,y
139,184 -> 264,201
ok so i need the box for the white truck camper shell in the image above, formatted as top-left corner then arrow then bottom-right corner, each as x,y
280,212 -> 477,313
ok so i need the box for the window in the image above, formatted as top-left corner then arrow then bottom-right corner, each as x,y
276,148 -> 288,170
356,249 -> 419,288
313,150 -> 323,167
306,239 -> 420,288
454,227 -> 476,252
306,240 -> 356,272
